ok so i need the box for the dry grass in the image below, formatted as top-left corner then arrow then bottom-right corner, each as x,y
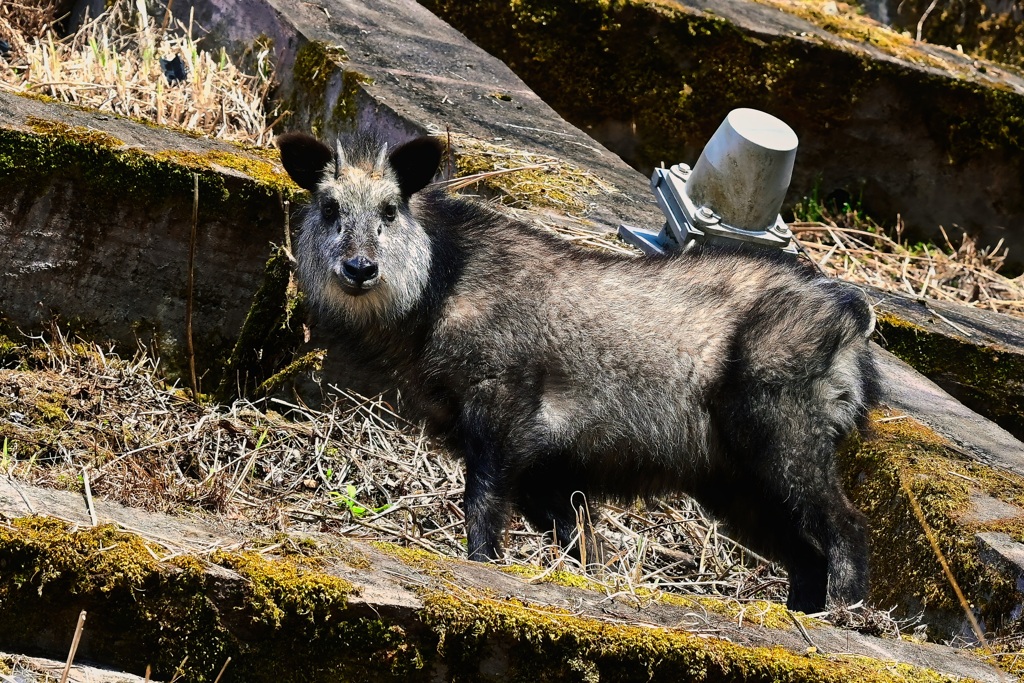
0,331 -> 795,604
0,1 -> 65,58
0,0 -> 276,145
791,205 -> 1024,317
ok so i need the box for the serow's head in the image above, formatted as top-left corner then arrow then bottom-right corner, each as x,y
278,133 -> 443,323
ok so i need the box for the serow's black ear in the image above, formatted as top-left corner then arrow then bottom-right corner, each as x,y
277,133 -> 333,192
389,136 -> 444,198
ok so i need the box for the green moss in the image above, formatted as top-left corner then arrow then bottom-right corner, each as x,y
370,540 -> 456,578
0,517 -> 426,682
0,335 -> 21,367
1,120 -> 213,206
854,0 -> 1024,69
293,40 -> 348,101
0,516 -> 1003,681
332,70 -> 375,126
210,550 -> 356,627
978,517 -> 1024,543
875,312 -> 1024,438
421,592 -> 962,682
660,593 -> 822,630
152,147 -> 298,198
0,112 -> 317,389
453,133 -> 615,215
0,518 -> 161,594
257,348 -> 325,395
33,391 -> 69,423
840,415 -> 1024,637
748,0 -> 975,73
497,564 -> 809,629
3,108 -> 301,212
499,564 -> 605,591
289,40 -> 374,137
26,116 -> 125,148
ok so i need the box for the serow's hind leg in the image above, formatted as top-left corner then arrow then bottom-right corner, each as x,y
701,480 -> 835,613
821,492 -> 869,607
778,462 -> 869,611
463,462 -> 510,561
725,391 -> 870,612
783,536 -> 829,613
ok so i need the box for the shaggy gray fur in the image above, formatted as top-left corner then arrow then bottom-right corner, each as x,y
277,132 -> 880,612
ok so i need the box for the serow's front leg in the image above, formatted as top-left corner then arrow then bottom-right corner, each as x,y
464,464 -> 509,561
460,408 -> 511,562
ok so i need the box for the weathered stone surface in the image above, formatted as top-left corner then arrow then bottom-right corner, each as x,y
0,478 -> 1013,682
166,0 -> 665,234
417,0 -> 1024,263
873,348 -> 1024,477
868,349 -> 1024,640
0,91 -> 298,389
868,285 -> 1024,441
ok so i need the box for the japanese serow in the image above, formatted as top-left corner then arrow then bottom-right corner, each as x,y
277,132 -> 880,612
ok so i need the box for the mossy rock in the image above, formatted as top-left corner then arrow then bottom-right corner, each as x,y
874,0 -> 1024,70
0,91 -> 308,396
869,287 -> 1024,441
417,0 -> 1024,261
840,414 -> 1024,639
285,39 -> 375,139
0,517 -> 430,682
0,513 -> 1003,682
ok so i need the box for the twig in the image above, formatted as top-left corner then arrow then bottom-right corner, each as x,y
6,475 -> 36,514
924,305 -> 974,337
789,610 -> 820,651
59,610 -> 87,683
168,656 -> 189,683
446,124 -> 453,181
916,0 -> 940,41
429,162 -> 558,191
212,656 -> 232,683
283,199 -> 293,260
83,467 -> 98,526
186,172 -> 200,399
226,429 -> 268,502
899,474 -> 988,646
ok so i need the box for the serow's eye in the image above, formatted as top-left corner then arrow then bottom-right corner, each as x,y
322,200 -> 339,220
383,203 -> 397,222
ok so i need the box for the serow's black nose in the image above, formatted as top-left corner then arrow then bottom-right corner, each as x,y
341,256 -> 379,284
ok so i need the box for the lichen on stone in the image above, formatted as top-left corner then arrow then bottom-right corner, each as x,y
287,40 -> 373,138
840,414 -> 1024,638
420,591 -> 962,682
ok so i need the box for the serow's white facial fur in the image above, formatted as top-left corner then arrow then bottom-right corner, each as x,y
295,145 -> 432,326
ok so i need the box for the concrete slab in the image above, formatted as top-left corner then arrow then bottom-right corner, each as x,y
0,477 -> 1013,682
0,90 -> 297,386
